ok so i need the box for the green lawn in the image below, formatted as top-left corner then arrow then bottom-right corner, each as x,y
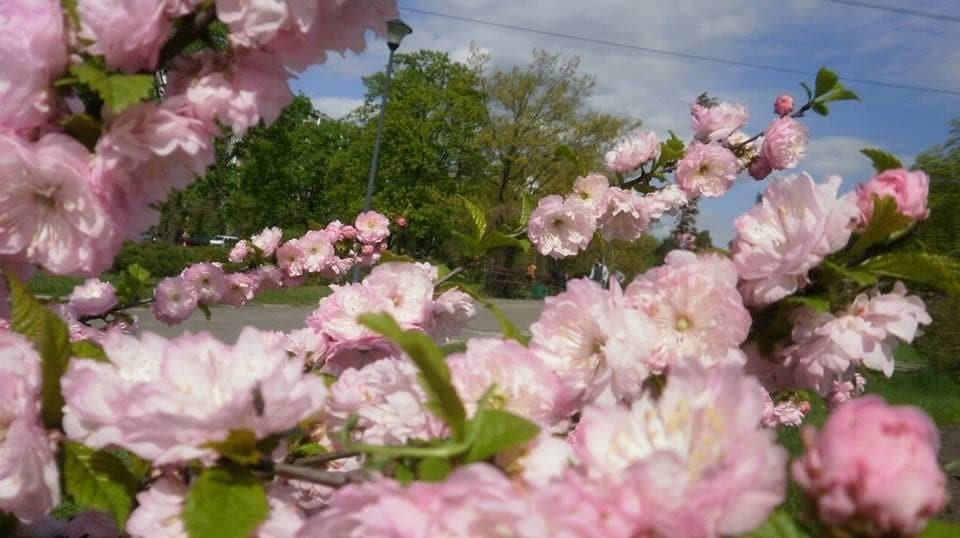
252,285 -> 331,306
27,273 -> 87,298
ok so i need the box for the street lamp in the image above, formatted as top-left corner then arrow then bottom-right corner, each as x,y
354,18 -> 412,282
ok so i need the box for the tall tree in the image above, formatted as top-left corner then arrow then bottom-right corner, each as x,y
473,49 -> 633,205
914,118 -> 960,259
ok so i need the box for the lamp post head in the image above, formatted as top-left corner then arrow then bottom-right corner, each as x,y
386,18 -> 412,51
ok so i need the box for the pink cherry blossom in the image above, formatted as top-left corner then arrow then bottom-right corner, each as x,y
169,50 -> 294,136
793,396 -> 946,536
774,94 -> 795,116
354,211 -> 390,244
733,173 -> 859,306
597,187 -> 649,242
67,278 -> 119,318
62,510 -> 120,538
690,101 -> 749,142
0,133 -> 118,276
151,277 -> 198,326
856,168 -> 930,223
364,263 -> 435,329
761,116 -> 808,170
327,357 -> 445,445
748,155 -> 773,180
571,173 -> 610,215
427,288 -> 476,342
298,230 -> 335,273
0,0 -> 68,133
826,373 -> 867,407
527,195 -> 597,259
530,279 -> 656,406
77,0 -> 173,72
93,100 -> 216,239
276,239 -> 307,277
760,390 -> 809,428
255,264 -> 285,291
62,328 -> 327,464
448,337 -> 562,426
604,129 -> 660,173
252,226 -> 283,257
625,250 -> 751,372
676,142 -> 740,198
571,362 -> 787,536
181,262 -> 228,304
0,331 -> 60,522
496,433 -> 574,487
642,184 -> 688,220
229,239 -> 251,262
279,327 -> 327,368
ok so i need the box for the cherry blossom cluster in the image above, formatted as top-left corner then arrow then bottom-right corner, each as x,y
0,0 -> 398,278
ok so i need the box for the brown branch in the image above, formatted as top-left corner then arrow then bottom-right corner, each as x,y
272,462 -> 367,488
293,450 -> 360,467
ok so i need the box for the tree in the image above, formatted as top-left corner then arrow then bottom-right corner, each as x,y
914,118 -> 960,259
472,49 -> 633,206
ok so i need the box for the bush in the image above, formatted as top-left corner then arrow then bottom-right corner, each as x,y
112,242 -> 230,278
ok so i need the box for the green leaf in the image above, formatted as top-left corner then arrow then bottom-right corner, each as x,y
799,81 -> 813,101
781,294 -> 831,312
377,251 -> 417,264
554,145 -> 587,176
197,302 -> 212,321
659,135 -> 686,163
69,64 -> 154,115
438,341 -> 467,356
457,195 -> 488,240
63,442 -> 139,529
820,260 -> 878,287
860,148 -> 903,173
918,520 -> 960,537
480,230 -> 531,253
291,442 -> 328,458
465,409 -> 540,463
351,437 -> 473,459
182,467 -> 269,538
738,509 -> 811,537
847,195 -> 914,260
60,113 -> 102,151
818,85 -> 859,104
893,342 -> 925,365
517,192 -> 534,230
450,230 -> 483,257
810,101 -> 829,116
71,340 -> 109,362
8,274 -> 71,429
115,263 -> 151,305
860,251 -> 960,295
814,67 -> 839,98
417,457 -> 453,482
61,0 -> 80,27
359,313 -> 467,440
203,430 -> 262,465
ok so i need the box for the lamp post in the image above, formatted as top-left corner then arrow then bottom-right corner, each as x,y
354,18 -> 412,282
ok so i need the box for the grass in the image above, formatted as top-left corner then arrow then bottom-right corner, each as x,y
252,285 -> 331,306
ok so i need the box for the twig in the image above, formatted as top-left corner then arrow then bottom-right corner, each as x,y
293,450 -> 360,467
158,8 -> 218,67
78,298 -> 155,324
272,462 -> 366,488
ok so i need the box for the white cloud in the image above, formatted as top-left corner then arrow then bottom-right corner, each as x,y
804,135 -> 883,182
310,96 -> 365,118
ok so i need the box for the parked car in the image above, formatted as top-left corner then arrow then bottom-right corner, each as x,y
209,235 -> 240,246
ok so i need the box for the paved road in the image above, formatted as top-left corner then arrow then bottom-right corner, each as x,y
134,298 -> 545,342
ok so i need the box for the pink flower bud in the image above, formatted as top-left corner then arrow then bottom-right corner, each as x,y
395,216 -> 408,228
361,244 -> 375,256
748,157 -> 772,180
340,225 -> 357,241
377,241 -> 388,252
774,94 -> 795,116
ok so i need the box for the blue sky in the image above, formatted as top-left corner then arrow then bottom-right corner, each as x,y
292,0 -> 960,245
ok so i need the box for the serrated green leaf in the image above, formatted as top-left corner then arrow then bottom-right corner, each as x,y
128,263 -> 151,283
417,457 -> 453,482
60,113 -> 102,151
659,137 -> 686,163
359,313 -> 467,440
71,340 -> 109,362
465,409 -> 539,463
810,101 -> 829,116
69,64 -> 154,115
183,467 -> 268,538
918,520 -> 960,537
8,274 -> 71,429
554,145 -> 587,176
480,230 -> 530,253
847,195 -> 914,260
814,67 -> 839,98
860,251 -> 960,295
820,261 -> 878,287
818,86 -> 859,104
64,442 -> 139,529
738,508 -> 811,537
800,81 -> 813,101
860,148 -> 903,173
457,195 -> 488,240
204,430 -> 261,465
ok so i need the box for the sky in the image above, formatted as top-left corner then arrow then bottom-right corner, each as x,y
292,0 -> 960,245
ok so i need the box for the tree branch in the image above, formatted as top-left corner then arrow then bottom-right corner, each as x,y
158,8 -> 218,67
272,462 -> 367,488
